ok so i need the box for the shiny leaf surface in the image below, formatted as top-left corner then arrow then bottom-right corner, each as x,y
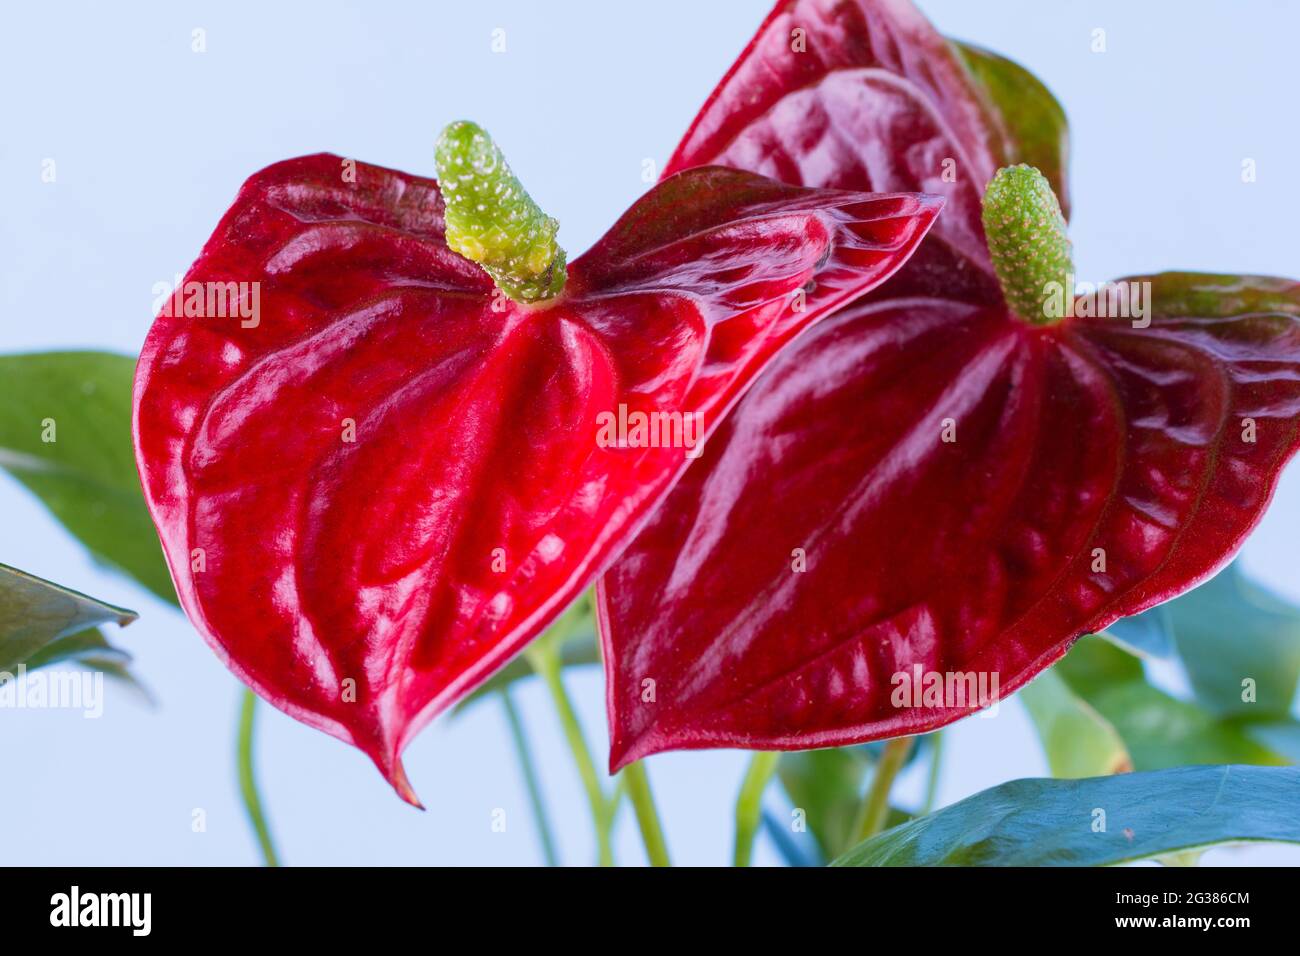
832,764 -> 1300,866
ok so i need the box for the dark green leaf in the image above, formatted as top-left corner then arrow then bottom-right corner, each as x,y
832,765 -> 1300,866
24,627 -> 129,669
0,352 -> 176,604
0,562 -> 136,671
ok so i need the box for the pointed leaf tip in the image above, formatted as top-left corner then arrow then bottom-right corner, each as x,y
385,757 -> 424,809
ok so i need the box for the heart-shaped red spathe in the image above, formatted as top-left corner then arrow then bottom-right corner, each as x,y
601,278 -> 1300,766
132,153 -> 939,801
598,0 -> 1300,769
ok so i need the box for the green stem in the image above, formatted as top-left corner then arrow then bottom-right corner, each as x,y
525,636 -> 613,866
237,688 -> 280,867
621,760 -> 671,867
499,688 -> 559,867
609,773 -> 629,819
851,736 -> 914,845
922,731 -> 945,816
733,751 -> 781,867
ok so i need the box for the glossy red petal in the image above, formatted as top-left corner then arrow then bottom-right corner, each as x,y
601,278 -> 1300,768
665,0 -> 1012,305
133,155 -> 938,799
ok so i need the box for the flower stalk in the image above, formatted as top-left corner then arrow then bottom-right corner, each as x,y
237,688 -> 280,867
850,735 -> 914,845
733,751 -> 781,867
622,760 -> 671,867
524,631 -> 614,866
499,688 -> 559,866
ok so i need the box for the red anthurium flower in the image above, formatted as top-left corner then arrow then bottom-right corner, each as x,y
133,122 -> 939,802
599,0 -> 1300,769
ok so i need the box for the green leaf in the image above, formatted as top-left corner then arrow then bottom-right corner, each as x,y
831,765 -> 1300,866
0,351 -> 176,604
1085,681 -> 1282,770
1057,637 -> 1283,769
1019,668 -> 1131,778
777,747 -> 869,860
953,40 -> 1070,218
1062,561 -> 1300,766
1164,563 -> 1300,720
23,627 -> 152,701
774,740 -> 930,862
24,627 -> 129,669
0,562 -> 136,672
1054,634 -> 1144,699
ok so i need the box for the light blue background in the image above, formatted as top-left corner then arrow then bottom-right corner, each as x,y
1,0 -> 1297,865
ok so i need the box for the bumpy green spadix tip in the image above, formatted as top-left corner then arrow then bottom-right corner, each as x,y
435,120 -> 566,303
981,164 -> 1074,325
